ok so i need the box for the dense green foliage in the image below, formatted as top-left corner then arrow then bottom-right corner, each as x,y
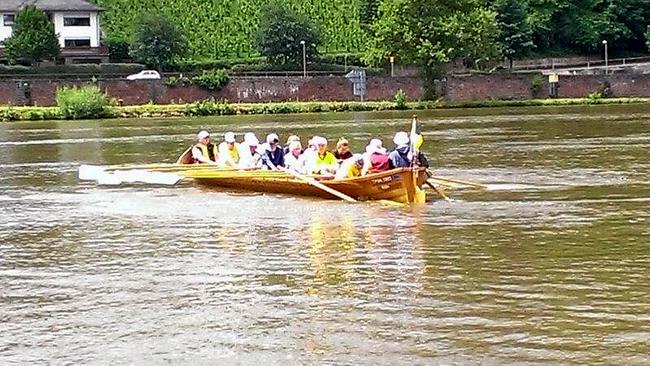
494,0 -> 534,67
4,98 -> 649,121
523,0 -> 650,54
56,85 -> 112,119
3,6 -> 60,65
166,69 -> 231,90
129,14 -> 187,71
93,0 -> 364,59
255,3 -> 321,66
364,0 -> 501,73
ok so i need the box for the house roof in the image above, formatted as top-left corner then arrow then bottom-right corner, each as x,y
0,0 -> 103,12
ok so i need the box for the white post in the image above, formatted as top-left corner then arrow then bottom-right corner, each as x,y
602,40 -> 608,75
300,41 -> 306,78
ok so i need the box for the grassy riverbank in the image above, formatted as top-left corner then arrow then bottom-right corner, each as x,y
2,97 -> 650,121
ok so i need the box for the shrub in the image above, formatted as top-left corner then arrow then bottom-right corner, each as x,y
190,69 -> 230,90
588,91 -> 603,102
56,85 -> 112,119
0,106 -> 19,121
394,89 -> 407,109
184,99 -> 234,116
104,35 -> 131,62
530,74 -> 544,96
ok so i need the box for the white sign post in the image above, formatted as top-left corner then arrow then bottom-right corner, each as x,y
345,69 -> 367,101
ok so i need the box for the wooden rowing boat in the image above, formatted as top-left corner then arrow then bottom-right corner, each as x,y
175,147 -> 427,203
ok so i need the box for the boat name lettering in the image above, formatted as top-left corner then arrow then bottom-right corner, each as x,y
372,176 -> 393,184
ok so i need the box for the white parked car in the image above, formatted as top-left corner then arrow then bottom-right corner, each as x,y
126,70 -> 161,80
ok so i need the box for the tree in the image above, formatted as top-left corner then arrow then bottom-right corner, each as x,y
494,0 -> 535,69
255,3 -> 321,66
129,14 -> 186,71
3,6 -> 60,66
365,0 -> 501,77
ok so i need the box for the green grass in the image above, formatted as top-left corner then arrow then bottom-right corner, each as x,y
2,97 -> 650,121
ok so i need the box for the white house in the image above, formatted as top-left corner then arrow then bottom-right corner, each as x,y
0,0 -> 108,63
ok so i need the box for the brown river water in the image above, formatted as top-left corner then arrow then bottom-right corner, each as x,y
1,105 -> 649,365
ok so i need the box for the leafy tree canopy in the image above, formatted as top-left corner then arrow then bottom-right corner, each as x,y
128,13 -> 187,71
364,0 -> 501,73
3,6 -> 60,66
494,0 -> 535,66
255,3 -> 322,66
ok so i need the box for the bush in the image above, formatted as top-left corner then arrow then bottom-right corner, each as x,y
394,89 -> 407,109
104,35 -> 130,62
530,74 -> 544,96
56,85 -> 112,119
191,69 -> 230,90
0,106 -> 19,121
184,99 -> 234,116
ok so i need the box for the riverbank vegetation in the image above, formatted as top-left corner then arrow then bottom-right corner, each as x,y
2,97 -> 649,122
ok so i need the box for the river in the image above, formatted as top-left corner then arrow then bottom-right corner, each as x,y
1,105 -> 649,365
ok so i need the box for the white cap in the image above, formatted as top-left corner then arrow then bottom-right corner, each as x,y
393,131 -> 409,146
313,136 -> 328,146
244,132 -> 259,146
224,131 -> 236,143
366,138 -> 387,154
197,130 -> 210,140
289,141 -> 302,150
266,133 -> 280,144
286,135 -> 300,144
352,153 -> 364,165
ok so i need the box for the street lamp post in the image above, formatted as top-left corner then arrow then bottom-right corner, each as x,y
300,40 -> 306,78
602,40 -> 608,75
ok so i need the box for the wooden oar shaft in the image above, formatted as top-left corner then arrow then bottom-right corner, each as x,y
279,167 -> 357,203
429,175 -> 487,189
425,180 -> 451,201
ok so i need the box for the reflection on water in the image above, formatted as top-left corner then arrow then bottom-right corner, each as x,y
1,105 -> 650,365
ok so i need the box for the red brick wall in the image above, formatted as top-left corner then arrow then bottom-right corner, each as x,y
3,73 -> 650,106
0,76 -> 423,106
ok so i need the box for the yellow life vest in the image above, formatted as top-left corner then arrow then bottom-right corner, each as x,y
314,151 -> 336,167
194,143 -> 218,163
227,145 -> 240,163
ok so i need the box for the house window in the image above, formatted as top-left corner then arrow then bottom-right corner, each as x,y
64,39 -> 91,48
63,17 -> 90,26
3,14 -> 15,27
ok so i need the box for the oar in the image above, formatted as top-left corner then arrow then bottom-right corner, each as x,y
424,180 -> 452,202
79,165 -> 182,185
426,172 -> 488,189
278,166 -> 357,203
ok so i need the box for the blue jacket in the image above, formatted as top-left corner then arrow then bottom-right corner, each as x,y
389,145 -> 429,168
262,147 -> 285,168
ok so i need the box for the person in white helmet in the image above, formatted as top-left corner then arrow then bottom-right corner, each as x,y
190,130 -> 219,165
218,131 -> 240,168
238,132 -> 263,169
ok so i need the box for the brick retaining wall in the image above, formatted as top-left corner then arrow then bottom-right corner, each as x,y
3,73 -> 650,106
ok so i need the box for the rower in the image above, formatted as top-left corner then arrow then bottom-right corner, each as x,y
191,130 -> 219,165
388,131 -> 429,168
218,131 -> 240,167
310,136 -> 337,174
283,135 -> 301,155
333,137 -> 353,163
335,154 -> 364,180
284,140 -> 306,172
262,133 -> 284,170
361,138 -> 390,175
238,132 -> 263,169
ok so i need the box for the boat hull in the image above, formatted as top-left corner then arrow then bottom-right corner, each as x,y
192,168 -> 426,203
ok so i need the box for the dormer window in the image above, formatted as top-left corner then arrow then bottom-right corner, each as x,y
3,14 -> 15,27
